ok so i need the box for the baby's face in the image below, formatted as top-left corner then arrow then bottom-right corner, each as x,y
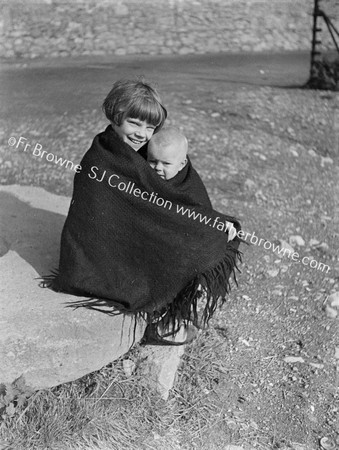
147,144 -> 187,180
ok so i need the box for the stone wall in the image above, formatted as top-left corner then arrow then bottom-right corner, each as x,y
0,0 -> 338,60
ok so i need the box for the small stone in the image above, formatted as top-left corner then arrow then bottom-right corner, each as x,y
309,363 -> 324,369
309,238 -> 320,247
316,242 -> 330,253
152,432 -> 161,440
325,305 -> 338,318
328,292 -> 339,308
267,268 -> 279,277
289,235 -> 305,247
138,325 -> 187,400
122,359 -> 135,378
334,348 -> 339,359
244,179 -> 256,190
211,112 -> 220,117
284,356 -> 305,363
289,147 -> 299,157
255,189 -> 267,201
320,156 -> 333,166
308,149 -> 317,157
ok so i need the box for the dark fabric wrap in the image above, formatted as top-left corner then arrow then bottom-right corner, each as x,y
52,125 -> 242,326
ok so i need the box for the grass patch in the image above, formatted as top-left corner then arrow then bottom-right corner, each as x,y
0,329 -> 255,450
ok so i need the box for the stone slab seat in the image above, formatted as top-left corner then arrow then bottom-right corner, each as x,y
0,184 -> 146,390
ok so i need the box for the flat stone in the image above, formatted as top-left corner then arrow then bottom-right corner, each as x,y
0,185 -> 146,390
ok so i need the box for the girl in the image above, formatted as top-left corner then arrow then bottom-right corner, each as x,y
50,78 -> 241,346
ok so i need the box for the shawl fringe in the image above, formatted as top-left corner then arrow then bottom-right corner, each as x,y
149,246 -> 242,336
40,245 -> 242,342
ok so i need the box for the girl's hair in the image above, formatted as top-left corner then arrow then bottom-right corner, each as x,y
102,79 -> 167,132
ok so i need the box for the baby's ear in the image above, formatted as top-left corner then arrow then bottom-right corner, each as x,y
182,158 -> 188,167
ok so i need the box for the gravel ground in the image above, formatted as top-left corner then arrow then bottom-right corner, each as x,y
1,58 -> 339,449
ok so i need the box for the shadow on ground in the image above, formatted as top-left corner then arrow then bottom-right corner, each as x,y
0,191 -> 64,275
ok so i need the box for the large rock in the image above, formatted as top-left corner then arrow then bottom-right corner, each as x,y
0,185 -> 146,390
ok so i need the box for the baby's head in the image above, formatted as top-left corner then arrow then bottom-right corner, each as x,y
147,127 -> 188,180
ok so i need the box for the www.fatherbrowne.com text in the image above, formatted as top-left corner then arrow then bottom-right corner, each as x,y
239,230 -> 330,273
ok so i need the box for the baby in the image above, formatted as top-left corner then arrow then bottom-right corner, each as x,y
147,127 -> 188,180
148,128 -> 238,242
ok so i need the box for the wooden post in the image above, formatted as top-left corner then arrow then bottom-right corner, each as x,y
309,0 -> 322,81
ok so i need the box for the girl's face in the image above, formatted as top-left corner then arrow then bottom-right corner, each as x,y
112,117 -> 156,151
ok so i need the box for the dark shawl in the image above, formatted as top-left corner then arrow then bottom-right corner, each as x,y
51,125 -> 241,326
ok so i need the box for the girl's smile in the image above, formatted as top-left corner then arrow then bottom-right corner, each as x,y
112,117 -> 156,151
